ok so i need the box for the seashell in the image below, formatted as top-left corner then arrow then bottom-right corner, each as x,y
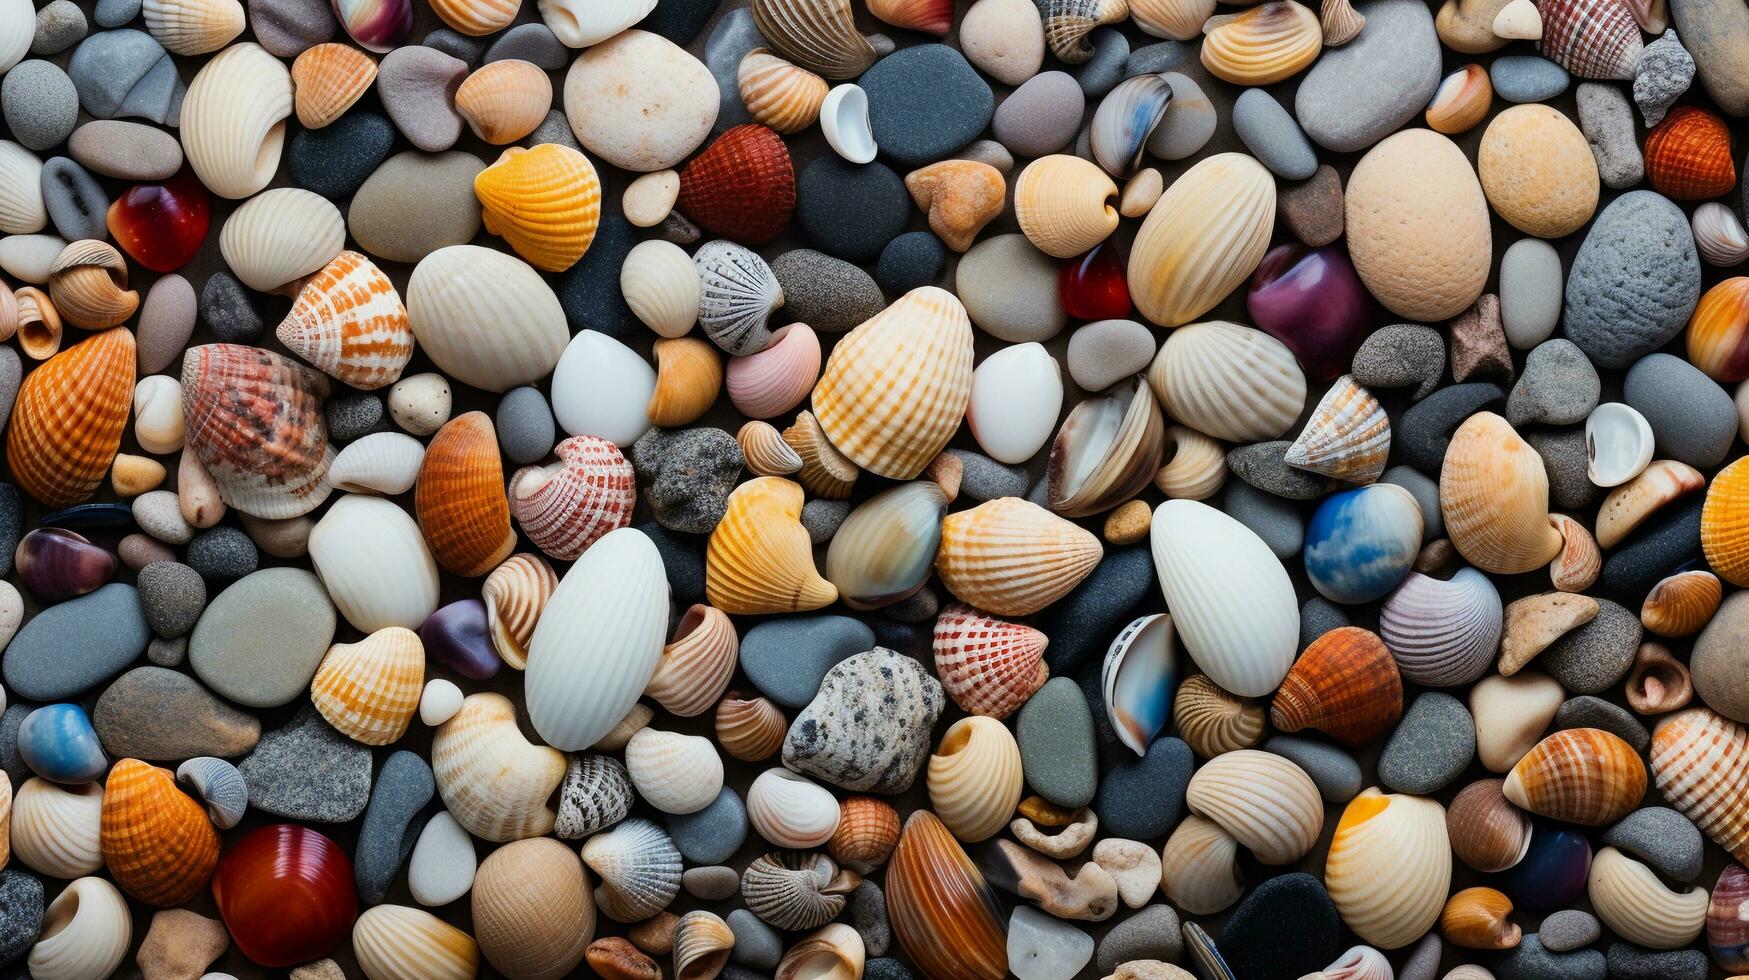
1151,324 -> 1303,447
99,758 -> 221,907
1150,499 -> 1299,697
750,0 -> 879,78
1172,673 -> 1263,758
475,144 -> 602,272
647,337 -> 722,428
1693,203 -> 1749,267
707,477 -> 837,614
748,768 -> 841,848
1689,277 -> 1749,384
739,420 -> 805,476
1325,788 -> 1451,950
717,692 -> 788,762
220,188 -> 345,295
0,144 -> 44,242
932,602 -> 1050,719
11,778 -> 103,878
181,343 -> 332,519
527,526 -> 668,751
1627,641 -> 1693,714
1270,626 -> 1403,745
1598,459 -> 1705,548
176,756 -> 247,829
646,604 -> 738,717
1651,708 -> 1749,864
1547,513 -> 1601,593
537,0 -> 655,45
1587,845 -> 1708,949
966,341 -> 1063,466
1537,0 -> 1642,78
432,692 -> 566,842
1132,152 -> 1276,323
143,0 -> 243,58
1426,64 -> 1493,135
740,851 -> 861,931
583,817 -> 683,922
1200,1 -> 1322,85
1711,864 -> 1749,970
1441,887 -> 1520,949
1038,0 -> 1130,62
209,824 -> 357,967
928,715 -> 1025,842
1091,74 -> 1174,178
414,412 -> 515,577
46,241 -> 138,330
1504,728 -> 1647,826
406,244 -> 569,392
1647,106 -> 1737,201
1585,402 -> 1655,487
625,728 -> 724,815
621,239 -> 700,339
1320,946 -> 1395,980
352,904 -> 480,980
935,496 -> 1102,617
828,796 -> 900,873
291,43 -> 377,129
677,125 -> 797,246
1154,426 -> 1227,499
508,436 -> 635,564
179,43 -> 294,199
13,285 -> 59,360
276,250 -> 411,390
1320,0 -> 1364,42
1130,0 -> 1213,38
825,481 -> 948,609
15,528 -> 115,603
332,0 -> 412,50
1642,569 -> 1721,637
553,754 -> 633,840
472,837 -> 594,979
329,432 -> 424,496
1706,455 -> 1749,586
1379,568 -> 1503,687
694,239 -> 785,356
1102,614 -> 1178,756
27,876 -> 130,980
1013,154 -> 1120,258
1284,376 -> 1390,484
1440,413 -> 1562,574
310,627 -> 424,745
1304,484 -> 1423,606
8,328 -> 134,506
674,910 -> 737,980
456,60 -> 552,145
1159,813 -> 1244,914
1185,749 -> 1323,864
885,811 -> 1007,979
309,494 -> 439,631
479,554 -> 557,671
727,323 -> 821,420
783,410 -> 859,499
819,84 -> 878,164
778,923 -> 866,980
868,0 -> 952,33
1047,377 -> 1166,518
1446,778 -> 1531,873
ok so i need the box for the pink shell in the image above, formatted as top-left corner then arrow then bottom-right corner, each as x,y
1538,0 -> 1644,80
931,602 -> 1050,719
726,322 -> 821,419
508,435 -> 637,560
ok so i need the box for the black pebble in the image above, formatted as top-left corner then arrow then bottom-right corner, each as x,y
420,28 -> 483,64
1093,736 -> 1192,839
640,0 -> 719,46
186,526 -> 260,582
796,157 -> 910,264
557,216 -> 638,337
199,272 -> 266,345
875,231 -> 946,295
482,23 -> 568,70
1039,545 -> 1153,676
1604,943 -> 1706,980
1217,872 -> 1341,980
860,44 -> 994,167
0,484 -> 20,577
289,112 -> 396,200
638,521 -> 705,605
1394,382 -> 1506,473
1597,496 -> 1703,603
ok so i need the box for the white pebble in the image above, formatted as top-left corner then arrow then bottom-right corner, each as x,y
388,372 -> 452,436
132,375 -> 185,454
408,810 -> 477,907
420,678 -> 464,727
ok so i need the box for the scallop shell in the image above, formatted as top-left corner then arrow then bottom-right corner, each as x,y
1440,412 -> 1562,575
678,124 -> 798,246
537,0 -> 655,45
717,693 -> 788,762
1185,748 -> 1323,864
825,481 -> 948,610
14,285 -> 60,360
646,604 -> 739,717
352,904 -> 481,980
1688,277 -> 1749,383
277,250 -> 413,390
1325,788 -> 1451,949
507,436 -> 636,564
179,42 -> 294,199
1426,64 -> 1493,135
309,494 -> 441,631
291,43 -> 378,129
414,412 -> 515,577
1147,322 -> 1305,443
27,876 -> 130,980
647,337 -> 722,427
176,756 -> 247,829
1693,202 -> 1749,267
778,923 -> 866,980
143,0 -> 243,57
729,323 -> 821,420
181,343 -> 333,519
46,240 -> 137,330
1588,846 -> 1708,949
932,602 -> 1050,719
748,768 -> 841,848
1651,708 -> 1749,864
7,327 -> 134,506
1503,728 -> 1647,826
1200,1 -> 1322,84
1285,376 -> 1390,483
99,759 -> 220,907
695,239 -> 785,356
1100,614 -> 1178,755
472,837 -> 594,980
740,851 -> 861,931
406,245 -> 570,392
935,496 -> 1102,617
706,477 -> 837,614
624,728 -> 724,815
1159,814 -> 1243,914
819,83 -> 878,164
1320,0 -> 1364,42
1643,569 -> 1722,637
1446,778 -> 1531,873
1172,673 -> 1263,758
310,626 -> 424,745
885,811 -> 1008,979
1270,626 -> 1403,746
1131,155 -> 1276,327
927,715 -> 1025,843
751,0 -> 879,78
11,778 -> 103,878
1599,458 -> 1705,548
1537,0 -> 1643,79
1130,0 -> 1213,38
583,817 -> 683,922
783,409 -> 859,499
674,910 -> 737,980
1038,0 -> 1130,61
1013,154 -> 1120,258
621,239 -> 700,338
1091,74 -> 1174,178
828,796 -> 901,873
432,692 -> 566,842
455,59 -> 552,145
1379,568 -> 1503,687
1047,376 -> 1166,517
0,140 -> 45,235
475,144 -> 602,273
1705,455 -> 1749,586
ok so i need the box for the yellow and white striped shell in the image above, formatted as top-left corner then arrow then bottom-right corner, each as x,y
1183,749 -> 1322,864
927,715 -> 1025,843
474,143 -> 602,273
1199,1 -> 1323,84
0,141 -> 46,234
707,476 -> 838,615
1146,321 -> 1306,443
352,905 -> 481,980
431,693 -> 566,843
178,43 -> 294,199
1324,788 -> 1451,949
310,626 -> 424,746
934,496 -> 1102,617
1129,154 -> 1277,328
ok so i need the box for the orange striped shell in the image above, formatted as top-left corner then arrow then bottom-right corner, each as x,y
7,327 -> 135,506
1703,455 -> 1749,586
277,250 -> 413,390
100,759 -> 221,907
1645,106 -> 1736,200
415,411 -> 516,577
310,626 -> 426,745
931,602 -> 1050,719
1270,626 -> 1404,746
181,343 -> 334,519
474,143 -> 602,273
1687,276 -> 1749,382
1651,708 -> 1749,864
886,811 -> 1008,979
429,0 -> 519,33
828,795 -> 901,873
290,43 -> 377,129
1503,727 -> 1647,826
676,124 -> 797,245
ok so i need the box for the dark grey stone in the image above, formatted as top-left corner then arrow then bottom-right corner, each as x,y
1377,692 -> 1475,794
874,231 -> 947,295
40,156 -> 108,241
1264,734 -> 1362,803
495,386 -> 555,465
2,583 -> 149,700
1541,599 -> 1642,694
629,427 -> 744,534
482,23 -> 565,69
740,615 -> 875,708
288,111 -> 395,200
796,157 -> 910,263
1225,440 -> 1326,499
861,44 -> 994,167
1624,352 -> 1738,468
1015,677 -> 1098,809
185,526 -> 260,582
770,249 -> 886,334
326,394 -> 385,444
0,871 -> 42,967
1601,807 -> 1703,882
1040,546 -> 1152,676
1396,383 -> 1507,474
557,216 -> 638,337
665,786 -> 747,866
135,561 -> 206,638
199,272 -> 265,345
1093,736 -> 1192,840
1556,695 -> 1649,753
355,750 -> 435,904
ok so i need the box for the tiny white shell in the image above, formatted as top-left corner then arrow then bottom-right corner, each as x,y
330,432 -> 427,495
820,84 -> 878,164
420,678 -> 465,727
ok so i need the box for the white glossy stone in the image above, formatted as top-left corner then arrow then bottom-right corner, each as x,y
1008,905 -> 1094,980
419,678 -> 464,727
408,810 -> 477,907
966,342 -> 1063,465
550,329 -> 656,447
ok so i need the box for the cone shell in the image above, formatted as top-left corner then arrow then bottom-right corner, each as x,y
934,496 -> 1102,617
1426,64 -> 1493,135
1185,748 -> 1323,864
179,42 -> 294,199
1446,778 -> 1531,873
740,851 -> 860,931
1379,568 -> 1503,687
475,144 -> 602,273
291,42 -> 377,129
1200,1 -> 1322,85
829,796 -> 901,873
7,327 -> 134,506
277,250 -> 412,390
46,240 -> 137,330
811,285 -> 975,479
674,910 -> 736,980
932,602 -> 1050,719
1047,376 -> 1166,517
405,245 -> 569,393
1130,0 -> 1213,38
1146,320 -> 1305,443
1440,413 -> 1562,575
1503,727 -> 1647,826
1284,376 -> 1390,483
181,343 -> 333,519
1643,569 -> 1722,638
415,412 -> 515,577
621,239 -> 700,338
751,0 -> 879,78
11,778 -> 102,878
646,605 -> 739,717
142,0 -> 244,52
472,837 -> 594,980
1324,788 -> 1451,949
648,337 -> 722,427
1160,814 -> 1243,914
219,186 -> 344,292
678,125 -> 797,245
729,323 -> 821,420
1651,708 -> 1749,864
1645,105 -> 1736,200
1013,154 -> 1120,259
27,876 -> 130,980
1537,0 -> 1644,79
352,905 -> 480,980
695,239 -> 784,356
748,768 -> 841,848
716,693 -> 788,762
707,476 -> 838,614
99,759 -> 220,907
1038,0 -> 1130,62
432,692 -> 566,842
1270,626 -> 1403,746
1589,845 -> 1708,949
456,59 -> 552,145
783,409 -> 859,499
1689,277 -> 1749,384
310,626 -> 424,745
885,810 -> 1008,980
927,715 -> 1025,843
584,817 -> 683,923
1174,673 -> 1264,758
869,0 -> 952,32
738,49 -> 830,134
1130,155 -> 1277,328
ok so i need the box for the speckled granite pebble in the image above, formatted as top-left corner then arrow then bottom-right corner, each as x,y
1378,692 -> 1475,794
3,61 -> 79,151
771,249 -> 886,334
238,707 -> 371,823
783,648 -> 945,794
1538,909 -> 1600,952
1350,323 -> 1446,400
1508,340 -> 1600,427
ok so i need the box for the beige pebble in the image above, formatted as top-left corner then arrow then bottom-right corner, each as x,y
960,0 -> 1046,87
119,533 -> 177,571
239,513 -> 315,559
136,908 -> 228,980
290,960 -> 346,980
388,372 -> 453,436
111,454 -> 166,497
1345,128 -> 1491,321
1104,499 -> 1153,544
563,30 -> 718,172
1469,671 -> 1564,771
627,910 -> 679,956
1093,837 -> 1163,908
1110,962 -> 1197,980
132,375 -> 185,454
1120,168 -> 1164,218
1477,104 -> 1600,240
177,449 -> 227,529
623,170 -> 680,228
1011,809 -> 1098,859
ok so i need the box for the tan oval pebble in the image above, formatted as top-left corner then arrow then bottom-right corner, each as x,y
1104,499 -> 1153,544
348,150 -> 487,265
1477,104 -> 1600,240
67,120 -> 184,181
120,532 -> 177,571
1345,127 -> 1491,321
1468,671 -> 1563,772
239,513 -> 315,559
178,450 -> 227,529
1120,168 -> 1164,218
623,170 -> 680,228
137,274 -> 197,376
960,0 -> 1046,87
562,30 -> 717,172
111,454 -> 166,497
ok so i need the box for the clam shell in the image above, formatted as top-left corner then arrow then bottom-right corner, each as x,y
927,715 -> 1025,842
1692,203 -> 1749,267
1588,845 -> 1708,949
674,910 -> 737,980
1440,413 -> 1562,574
414,412 -> 515,577
1426,64 -> 1493,135
330,431 -> 425,495
1320,0 -> 1364,42
748,768 -> 841,848
1599,458 -> 1705,548
309,494 -> 440,631
291,43 -> 378,129
783,409 -> 859,499
179,42 -> 294,199
728,322 -> 821,419
1537,0 -> 1643,79
11,778 -> 102,878
717,693 -> 789,762
406,244 -> 569,392
886,811 -> 1008,979
695,239 -> 785,356
1285,376 -> 1390,484
432,692 -> 566,842
646,604 -> 739,717
482,553 -> 557,670
1047,376 -> 1166,517
778,923 -> 866,980
352,904 -> 480,980
1379,568 -> 1503,687
621,239 -> 700,338
1627,640 -> 1693,714
1270,626 -> 1403,746
175,756 -> 247,829
1130,154 -> 1275,327
538,0 -> 655,45
1503,727 -> 1647,826
1014,154 -> 1120,258
0,141 -> 45,235
740,49 -> 830,134
1037,0 -> 1130,61
27,876 -> 130,980
1184,748 -> 1323,864
739,420 -> 805,476
1706,455 -> 1749,586
751,0 -> 879,78
1651,707 -> 1749,864
527,527 -> 669,751
678,124 -> 797,245
1091,74 -> 1174,178
46,241 -> 137,330
1200,1 -> 1322,85
472,837 -> 594,980
181,343 -> 333,519
825,481 -> 949,609
1130,0 -> 1213,38
456,59 -> 553,145
1446,778 -> 1531,873
1710,864 -> 1749,970
1159,814 -> 1243,914
310,626 -> 424,746
819,83 -> 878,164
1103,614 -> 1178,756
740,851 -> 860,931
1643,569 -> 1722,637
828,796 -> 901,873
1688,276 -> 1749,382
219,189 -> 345,292
1584,401 -> 1654,487
647,337 -> 722,427
1325,788 -> 1451,949
277,250 -> 412,390
1154,428 -> 1228,501
1147,322 -> 1304,446
624,727 -> 724,815
1173,672 -> 1263,758
7,327 -> 134,506
934,496 -> 1102,617
584,817 -> 683,922
475,144 -> 602,272
99,758 -> 220,907
932,602 -> 1050,719
509,434 -> 635,563
707,476 -> 837,614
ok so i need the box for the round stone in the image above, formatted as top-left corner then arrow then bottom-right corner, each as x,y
1093,737 -> 1191,840
740,615 -> 877,708
796,157 -> 909,263
186,526 -> 260,582
1478,104 -> 1600,239
483,23 -> 566,69
1500,237 -> 1564,348
2,60 -> 79,151
2,583 -> 151,700
189,567 -> 338,708
1538,909 -> 1600,952
1557,696 -> 1647,751
1377,692 -> 1476,794
664,786 -> 746,865
1346,128 -> 1491,322
771,249 -> 887,334
1564,190 -> 1701,369
728,909 -> 782,969
1072,27 -> 1127,97
862,44 -> 994,166
92,665 -> 260,760
991,70 -> 1084,158
874,231 -> 947,295
1262,735 -> 1362,803
1148,71 -> 1215,160
557,215 -> 638,337
349,150 -> 485,264
955,234 -> 1067,343
1490,54 -> 1572,102
326,394 -> 385,443
563,29 -> 716,172
1066,319 -> 1155,393
1692,589 -> 1749,723
1294,0 -> 1439,152
247,0 -> 335,57
136,561 -> 206,638
377,45 -> 466,152
420,28 -> 482,65
960,0 -> 1046,87
31,1 -> 88,56
1540,598 -> 1642,694
495,387 -> 555,465
41,157 -> 108,242
1094,905 -> 1180,976
67,29 -> 184,125
289,112 -> 395,200
1224,479 -> 1304,559
199,272 -> 264,345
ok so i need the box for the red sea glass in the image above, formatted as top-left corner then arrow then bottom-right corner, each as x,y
212,824 -> 358,967
1245,243 -> 1373,381
1059,242 -> 1131,321
107,170 -> 211,273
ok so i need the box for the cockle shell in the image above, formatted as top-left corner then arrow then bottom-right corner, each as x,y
1038,0 -> 1129,62
414,412 -> 515,577
1271,626 -> 1403,746
739,420 -> 804,477
1159,814 -> 1244,914
621,239 -> 700,339
869,0 -> 952,32
352,905 -> 480,980
0,141 -> 45,235
1504,728 -> 1647,826
1184,749 -> 1323,864
219,187 -> 344,292
99,758 -> 221,907
777,923 -> 866,980
179,42 -> 294,199
1651,708 -> 1749,864
783,409 -> 859,499
176,756 -> 247,829
928,715 -> 1025,842
1325,788 -> 1451,949
1588,846 -> 1708,949
432,692 -> 566,842
1705,455 -> 1749,586
1147,320 -> 1305,443
707,476 -> 837,614
310,627 -> 424,746
7,327 -> 134,506
826,481 -> 949,609
1103,614 -> 1178,756
748,768 -> 841,848
309,494 -> 440,631
407,244 -> 569,393
584,817 -> 683,922
1014,154 -> 1120,258
674,910 -> 737,980
538,0 -> 655,45
277,250 -> 412,390
728,322 -> 821,419
1200,1 -> 1322,85
932,602 -> 1050,719
1172,672 -> 1263,758
751,0 -> 880,78
181,343 -> 332,519
677,125 -> 797,245
508,436 -> 636,564
695,239 -> 785,356
1691,278 -> 1749,386
1645,105 -> 1735,200
829,796 -> 901,873
740,851 -> 860,931
27,876 -> 130,980
1710,864 -> 1749,969
480,554 -> 556,671
1537,0 -> 1643,79
647,337 -> 722,427
11,778 -> 102,878
645,604 -> 738,717
624,728 -> 724,815
886,811 -> 1008,980
1446,778 -> 1531,873
717,693 -> 788,762
1693,203 -> 1749,267
291,43 -> 377,128
455,59 -> 552,145
46,241 -> 137,330
474,144 -> 602,273
1130,0 -> 1212,38
1285,376 -> 1390,483
935,496 -> 1102,617
1130,154 -> 1276,327
1643,569 -> 1722,637
472,837 -> 594,980
1426,64 -> 1492,135
553,755 -> 633,841
1379,568 -> 1503,687
1048,376 -> 1166,518
1091,73 -> 1175,178
1440,412 -> 1562,574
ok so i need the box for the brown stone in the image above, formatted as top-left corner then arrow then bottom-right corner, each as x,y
905,160 -> 1007,252
1277,164 -> 1344,247
1103,500 -> 1152,545
290,960 -> 346,980
137,909 -> 228,980
627,910 -> 680,956
1500,593 -> 1601,675
1450,293 -> 1514,384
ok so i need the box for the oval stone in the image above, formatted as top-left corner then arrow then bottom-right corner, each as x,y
1563,190 -> 1701,369
347,150 -> 485,264
1478,104 -> 1599,239
1294,0 -> 1441,153
1346,128 -> 1491,321
2,583 -> 150,700
189,567 -> 337,708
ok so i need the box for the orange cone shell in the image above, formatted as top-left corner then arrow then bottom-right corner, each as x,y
1645,106 -> 1736,200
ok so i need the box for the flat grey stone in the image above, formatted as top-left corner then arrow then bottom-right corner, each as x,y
1226,440 -> 1325,500
1351,323 -> 1445,400
1095,904 -> 1181,975
1377,692 -> 1475,794
1072,28 -> 1128,98
1491,55 -> 1570,102
189,567 -> 337,709
238,708 -> 372,823
1067,319 -> 1154,393
1224,479 -> 1304,559
482,23 -> 566,69
377,45 -> 467,152
0,871 -> 42,967
770,249 -> 885,335
1381,465 -> 1442,540
1508,340 -> 1600,427
31,1 -> 88,55
2,583 -> 149,700
1263,735 -> 1361,803
1299,596 -> 1350,650
684,865 -> 742,901
1500,237 -> 1564,348
665,786 -> 747,866
92,665 -> 259,760
1527,427 -> 1599,510
741,615 -> 876,708
704,8 -> 764,131
1556,695 -> 1648,753
728,908 -> 782,969
1601,806 -> 1703,882
40,157 -> 108,242
1540,597 -> 1642,694
993,71 -> 1085,158
1624,352 -> 1737,467
1604,944 -> 1706,980
1294,0 -> 1440,152
1015,677 -> 1098,809
955,234 -> 1067,343
1146,71 -> 1215,160
1538,909 -> 1600,952
67,119 -> 182,181
247,0 -> 335,56
1493,934 -> 1605,980
66,29 -> 182,124
1233,88 -> 1316,180
946,449 -> 1029,502
355,750 -> 434,904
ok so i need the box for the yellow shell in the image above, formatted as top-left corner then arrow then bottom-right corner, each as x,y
1324,788 -> 1451,949
1130,0 -> 1215,39
1200,1 -> 1322,85
352,905 -> 481,980
432,693 -> 566,842
927,716 -> 1024,843
706,477 -> 838,614
474,143 -> 603,273
290,43 -> 377,129
738,48 -> 829,134
310,626 -> 425,746
1128,154 -> 1276,327
647,337 -> 722,428
456,59 -> 553,145
1013,154 -> 1120,259
1703,455 -> 1749,586
1440,412 -> 1562,574
1587,846 -> 1708,949
934,496 -> 1102,617
1184,749 -> 1322,865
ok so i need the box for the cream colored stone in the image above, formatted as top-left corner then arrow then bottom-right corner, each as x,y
1120,168 -> 1164,218
563,30 -> 718,172
961,0 -> 1046,86
1345,128 -> 1491,321
622,170 -> 680,228
1468,671 -> 1564,772
1479,104 -> 1601,239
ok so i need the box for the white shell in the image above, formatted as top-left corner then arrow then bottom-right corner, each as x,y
550,330 -> 657,447
694,240 -> 783,356
219,188 -> 346,292
582,817 -> 683,922
0,0 -> 29,75
820,84 -> 878,164
1322,946 -> 1395,980
1587,846 -> 1707,949
308,494 -> 441,632
1377,567 -> 1503,687
624,727 -> 725,815
1149,499 -> 1298,697
747,768 -> 841,848
405,245 -> 569,394
1693,202 -> 1749,267
966,342 -> 1064,465
133,375 -> 187,455
178,42 -> 294,199
1146,320 -> 1307,443
11,778 -> 103,878
0,141 -> 46,235
621,239 -> 699,338
1584,402 -> 1654,487
1324,788 -> 1451,950
330,432 -> 427,495
526,526 -> 669,751
28,876 -> 131,980
419,678 -> 465,727
1183,749 -> 1323,865
409,810 -> 477,907
539,0 -> 657,45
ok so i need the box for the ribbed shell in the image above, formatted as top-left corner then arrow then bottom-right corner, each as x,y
1324,788 -> 1451,949
432,692 -> 566,842
353,905 -> 480,980
1200,2 -> 1323,85
472,837 -> 594,980
1440,412 -> 1562,575
1037,0 -> 1129,61
415,412 -> 515,577
647,336 -> 722,427
406,244 -> 569,393
47,241 -> 137,331
181,343 -> 333,519
739,49 -> 829,134
1379,568 -> 1503,686
455,59 -> 553,145
428,0 -> 517,32
1588,846 -> 1708,949
1130,0 -> 1214,38
674,910 -> 737,980
1599,458 -> 1705,548
621,239 -> 700,338
176,756 -> 247,829
1174,673 -> 1264,758
934,496 -> 1102,617
717,693 -> 789,762
706,477 -> 838,614
310,626 -> 424,745
99,759 -> 220,907
886,811 -> 1008,980
1446,778 -> 1531,873
11,778 -> 103,878
179,42 -> 293,199
828,796 -> 901,873
1651,708 -> 1749,864
309,494 -> 441,632
783,409 -> 859,499
748,769 -> 841,848
1504,728 -> 1647,826
1130,154 -> 1275,327
1013,154 -> 1120,258
1270,626 -> 1404,746
932,602 -> 1050,719
277,250 -> 412,390
536,0 -> 655,45
1184,749 -> 1323,864
1320,0 -> 1364,42
1284,376 -> 1390,483
290,43 -> 377,128
218,187 -> 345,291
583,818 -> 683,922
475,144 -> 602,273
0,141 -> 44,236
1687,277 -> 1749,382
27,876 -> 130,980
740,851 -> 860,931
1091,73 -> 1175,178
641,605 -> 737,719
695,239 -> 784,356
1693,203 -> 1749,267
1705,456 -> 1749,585
554,754 -> 633,839
1160,814 -> 1244,914
480,554 -> 556,671
750,0 -> 879,78
1645,105 -> 1736,200
1146,321 -> 1305,443
143,0 -> 244,54
6,327 -> 133,506
1047,376 -> 1166,518
729,323 -> 821,420
927,716 -> 1025,843
1537,0 -> 1643,79
509,435 -> 636,562
624,728 -> 724,815
677,124 -> 797,245
1643,569 -> 1722,637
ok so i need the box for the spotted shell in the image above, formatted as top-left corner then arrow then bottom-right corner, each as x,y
99,759 -> 220,907
415,412 -> 516,578
475,144 -> 602,273
1129,155 -> 1277,328
934,497 -> 1102,617
276,250 -> 412,390
932,602 -> 1050,719
1200,1 -> 1323,85
310,626 -> 425,746
7,327 -> 134,506
509,435 -> 637,562
181,343 -> 333,519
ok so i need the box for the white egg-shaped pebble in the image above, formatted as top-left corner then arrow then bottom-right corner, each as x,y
966,342 -> 1063,465
420,678 -> 465,727
550,330 -> 656,447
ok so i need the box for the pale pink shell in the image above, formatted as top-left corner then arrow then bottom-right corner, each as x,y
726,322 -> 821,419
931,602 -> 1050,719
508,435 -> 637,561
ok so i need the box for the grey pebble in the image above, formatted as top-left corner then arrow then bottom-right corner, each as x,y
0,348 -> 18,435
851,881 -> 890,957
326,394 -> 385,444
865,959 -> 913,980
1147,71 -> 1215,160
1234,88 -> 1316,180
1624,352 -> 1738,467
146,636 -> 186,667
801,499 -> 850,545
1263,735 -> 1361,803
1495,934 -> 1605,980
200,272 -> 265,345
1377,692 -> 1475,794
247,0 -> 335,56
1491,55 -> 1571,102
354,750 -> 434,904
93,0 -> 140,27
783,648 -> 945,794
186,526 -> 260,582
630,427 -> 743,534
495,387 -> 555,465
954,234 -> 1066,343
946,449 -> 1029,502
2,583 -> 149,700
1225,441 -> 1325,500
958,139 -> 1014,175
67,29 -> 183,124
91,665 -> 260,760
1538,910 -> 1600,952
1527,427 -> 1600,510
1557,695 -> 1648,752
1125,40 -> 1188,77
1541,598 -> 1642,694
992,71 -> 1085,158
882,587 -> 937,624
682,865 -> 741,901
728,908 -> 783,969
770,249 -> 886,334
421,28 -> 482,65
3,61 -> 79,151
0,486 -> 19,577
524,109 -> 579,152
136,561 -> 206,638
1381,465 -> 1442,540
189,567 -> 336,709
1015,677 -> 1098,809
1350,323 -> 1445,400
1508,340 -> 1600,427
1500,238 -> 1564,349
1564,191 -> 1700,369
860,43 -> 993,167
666,786 -> 747,866
1396,383 -> 1506,474
238,708 -> 372,823
137,274 -> 197,375
377,45 -> 468,153
1601,806 -> 1703,882
640,521 -> 705,604
704,8 -> 764,131
32,1 -> 88,55
874,231 -> 945,295
1067,319 -> 1154,393
1604,945 -> 1707,980
1094,737 -> 1192,839
0,871 -> 42,967
1576,81 -> 1644,190
0,704 -> 29,789
1293,0 -> 1440,151
1224,479 -> 1304,559
40,157 -> 108,242
1299,596 -> 1350,650
1400,934 -> 1441,980
1634,29 -> 1695,126
483,23 -> 566,69
119,533 -> 176,572
1094,904 -> 1181,975
1072,28 -> 1128,98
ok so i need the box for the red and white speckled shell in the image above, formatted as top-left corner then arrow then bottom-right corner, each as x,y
931,602 -> 1050,719
509,435 -> 637,561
